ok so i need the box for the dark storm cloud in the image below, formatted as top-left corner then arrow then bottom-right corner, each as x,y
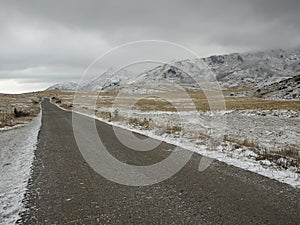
0,0 -> 300,92
4,0 -> 300,47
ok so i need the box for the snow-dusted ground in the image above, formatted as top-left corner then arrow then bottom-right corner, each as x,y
54,99 -> 300,188
0,112 -> 41,225
102,110 -> 300,188
0,124 -> 27,132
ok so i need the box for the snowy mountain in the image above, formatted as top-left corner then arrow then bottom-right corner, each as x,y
80,69 -> 138,91
46,81 -> 78,91
206,48 -> 300,89
255,74 -> 300,100
46,47 -> 300,92
129,47 -> 300,90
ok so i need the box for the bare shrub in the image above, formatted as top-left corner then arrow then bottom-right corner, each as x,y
128,117 -> 151,129
96,111 -> 112,121
14,108 -> 30,118
165,125 -> 182,134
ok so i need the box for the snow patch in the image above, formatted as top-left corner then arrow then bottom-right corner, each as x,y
0,112 -> 42,225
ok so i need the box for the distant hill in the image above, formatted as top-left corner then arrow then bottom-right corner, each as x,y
46,82 -> 78,91
46,47 -> 300,93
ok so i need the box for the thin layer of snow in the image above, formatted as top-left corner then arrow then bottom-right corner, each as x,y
46,81 -> 78,91
54,101 -> 300,188
0,124 -> 27,132
102,117 -> 300,188
0,112 -> 42,225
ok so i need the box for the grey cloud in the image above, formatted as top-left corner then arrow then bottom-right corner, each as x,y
0,0 -> 300,92
3,0 -> 300,47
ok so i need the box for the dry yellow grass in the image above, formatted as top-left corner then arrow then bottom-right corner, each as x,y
44,90 -> 300,112
0,92 -> 41,128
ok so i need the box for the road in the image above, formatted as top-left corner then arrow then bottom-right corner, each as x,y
18,99 -> 300,224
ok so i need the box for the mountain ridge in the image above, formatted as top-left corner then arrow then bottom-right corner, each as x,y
46,47 -> 300,93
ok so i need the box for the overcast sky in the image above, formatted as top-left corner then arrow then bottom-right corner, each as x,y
1,0 -> 300,93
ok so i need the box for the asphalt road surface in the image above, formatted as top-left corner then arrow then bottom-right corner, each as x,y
18,99 -> 300,224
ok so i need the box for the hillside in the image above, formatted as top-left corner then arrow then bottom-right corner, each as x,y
255,74 -> 300,100
46,81 -> 78,91
47,47 -> 300,92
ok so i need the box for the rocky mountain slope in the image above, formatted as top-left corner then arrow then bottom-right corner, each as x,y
47,47 -> 300,92
255,74 -> 300,100
130,47 -> 300,90
207,48 -> 300,89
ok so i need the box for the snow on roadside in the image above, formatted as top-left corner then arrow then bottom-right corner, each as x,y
0,112 -> 41,225
53,102 -> 300,188
100,116 -> 300,188
0,124 -> 26,132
